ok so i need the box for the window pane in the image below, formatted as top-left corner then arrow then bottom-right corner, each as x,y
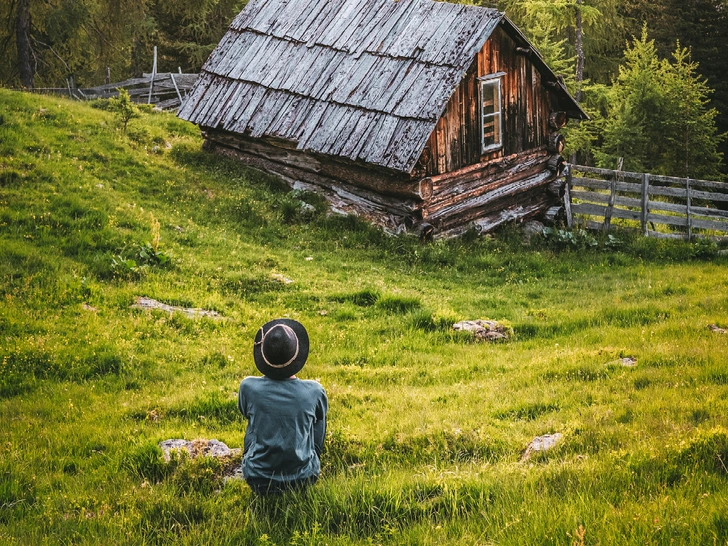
492,112 -> 501,146
482,82 -> 496,115
481,77 -> 502,151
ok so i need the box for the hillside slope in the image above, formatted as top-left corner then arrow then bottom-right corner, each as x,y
1,90 -> 728,545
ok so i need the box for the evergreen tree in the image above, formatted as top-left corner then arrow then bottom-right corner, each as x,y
594,28 -> 724,178
659,45 -> 723,179
620,0 -> 728,175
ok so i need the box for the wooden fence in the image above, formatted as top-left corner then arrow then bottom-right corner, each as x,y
27,72 -> 197,110
20,48 -> 197,111
562,164 -> 728,240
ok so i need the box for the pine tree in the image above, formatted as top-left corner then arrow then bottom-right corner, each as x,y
659,45 -> 723,179
594,28 -> 724,178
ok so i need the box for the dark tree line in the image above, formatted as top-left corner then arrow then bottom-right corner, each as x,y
0,0 -> 245,88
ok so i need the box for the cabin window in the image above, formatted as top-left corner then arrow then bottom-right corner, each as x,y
480,75 -> 504,153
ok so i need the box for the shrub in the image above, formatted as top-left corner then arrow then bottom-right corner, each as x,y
108,88 -> 139,132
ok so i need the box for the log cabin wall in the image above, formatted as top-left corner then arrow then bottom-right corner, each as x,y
421,26 -> 552,177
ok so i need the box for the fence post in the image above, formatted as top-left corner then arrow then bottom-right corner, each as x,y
564,165 -> 573,228
686,177 -> 692,241
603,158 -> 622,232
170,72 -> 183,104
147,46 -> 157,105
641,173 -> 649,236
105,67 -> 110,85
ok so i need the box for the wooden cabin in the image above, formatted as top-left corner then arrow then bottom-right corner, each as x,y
178,0 -> 587,237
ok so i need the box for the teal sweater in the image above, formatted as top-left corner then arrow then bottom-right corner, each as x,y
238,376 -> 328,483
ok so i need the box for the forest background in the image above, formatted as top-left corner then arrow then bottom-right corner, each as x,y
1,0 -> 727,177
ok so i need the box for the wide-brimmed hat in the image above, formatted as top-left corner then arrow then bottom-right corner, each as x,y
253,318 -> 309,379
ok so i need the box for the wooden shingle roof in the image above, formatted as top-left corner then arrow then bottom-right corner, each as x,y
178,0 -> 583,173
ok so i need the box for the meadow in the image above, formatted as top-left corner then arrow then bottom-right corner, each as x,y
1,89 -> 727,545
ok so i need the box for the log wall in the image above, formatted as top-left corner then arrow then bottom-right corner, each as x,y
419,26 -> 552,176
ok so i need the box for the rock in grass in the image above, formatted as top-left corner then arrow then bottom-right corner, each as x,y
619,357 -> 637,367
159,439 -> 243,479
708,324 -> 727,334
453,320 -> 511,341
132,296 -> 224,319
159,438 -> 240,460
522,433 -> 563,461
271,273 -> 294,284
521,220 -> 545,245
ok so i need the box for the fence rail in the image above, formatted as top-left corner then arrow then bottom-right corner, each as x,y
564,164 -> 728,240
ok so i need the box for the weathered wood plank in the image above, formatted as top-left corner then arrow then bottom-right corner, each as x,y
219,82 -> 255,131
640,173 -> 649,236
349,113 -> 387,161
206,140 -> 422,216
571,165 -> 642,180
362,116 -> 401,165
571,176 -> 643,195
571,190 -> 641,208
320,0 -> 370,48
425,169 -> 553,222
302,50 -> 346,100
434,184 -> 552,233
648,174 -> 728,191
269,0 -> 317,38
571,202 -> 641,221
230,85 -> 269,133
646,229 -> 687,240
429,147 -> 547,185
564,166 -> 573,227
648,212 -> 728,232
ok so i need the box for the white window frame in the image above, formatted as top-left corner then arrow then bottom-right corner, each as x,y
479,72 -> 505,154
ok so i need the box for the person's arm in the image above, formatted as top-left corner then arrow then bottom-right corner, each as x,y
237,380 -> 248,419
313,388 -> 328,456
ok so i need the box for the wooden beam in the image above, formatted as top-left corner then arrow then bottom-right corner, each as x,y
564,165 -> 573,228
206,141 -> 422,218
686,177 -> 692,241
641,173 -> 649,236
148,46 -> 157,105
205,131 -> 429,200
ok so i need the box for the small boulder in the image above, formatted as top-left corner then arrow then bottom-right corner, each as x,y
521,220 -> 545,244
522,433 -> 563,461
619,357 -> 637,367
708,324 -> 726,334
132,296 -> 224,320
271,273 -> 294,284
453,320 -> 512,341
159,439 -> 243,479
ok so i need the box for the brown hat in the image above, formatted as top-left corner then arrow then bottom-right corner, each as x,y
253,319 -> 309,380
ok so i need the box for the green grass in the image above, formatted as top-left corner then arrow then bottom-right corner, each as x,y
1,89 -> 728,545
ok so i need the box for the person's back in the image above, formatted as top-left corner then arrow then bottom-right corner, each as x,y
238,376 -> 327,488
238,319 -> 328,494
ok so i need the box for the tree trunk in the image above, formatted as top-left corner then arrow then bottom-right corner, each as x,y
574,0 -> 584,103
16,0 -> 34,89
570,0 -> 584,165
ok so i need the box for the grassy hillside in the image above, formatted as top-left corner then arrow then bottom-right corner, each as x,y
1,89 -> 727,545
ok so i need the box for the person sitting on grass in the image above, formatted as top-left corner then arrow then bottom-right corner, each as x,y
238,318 -> 328,495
